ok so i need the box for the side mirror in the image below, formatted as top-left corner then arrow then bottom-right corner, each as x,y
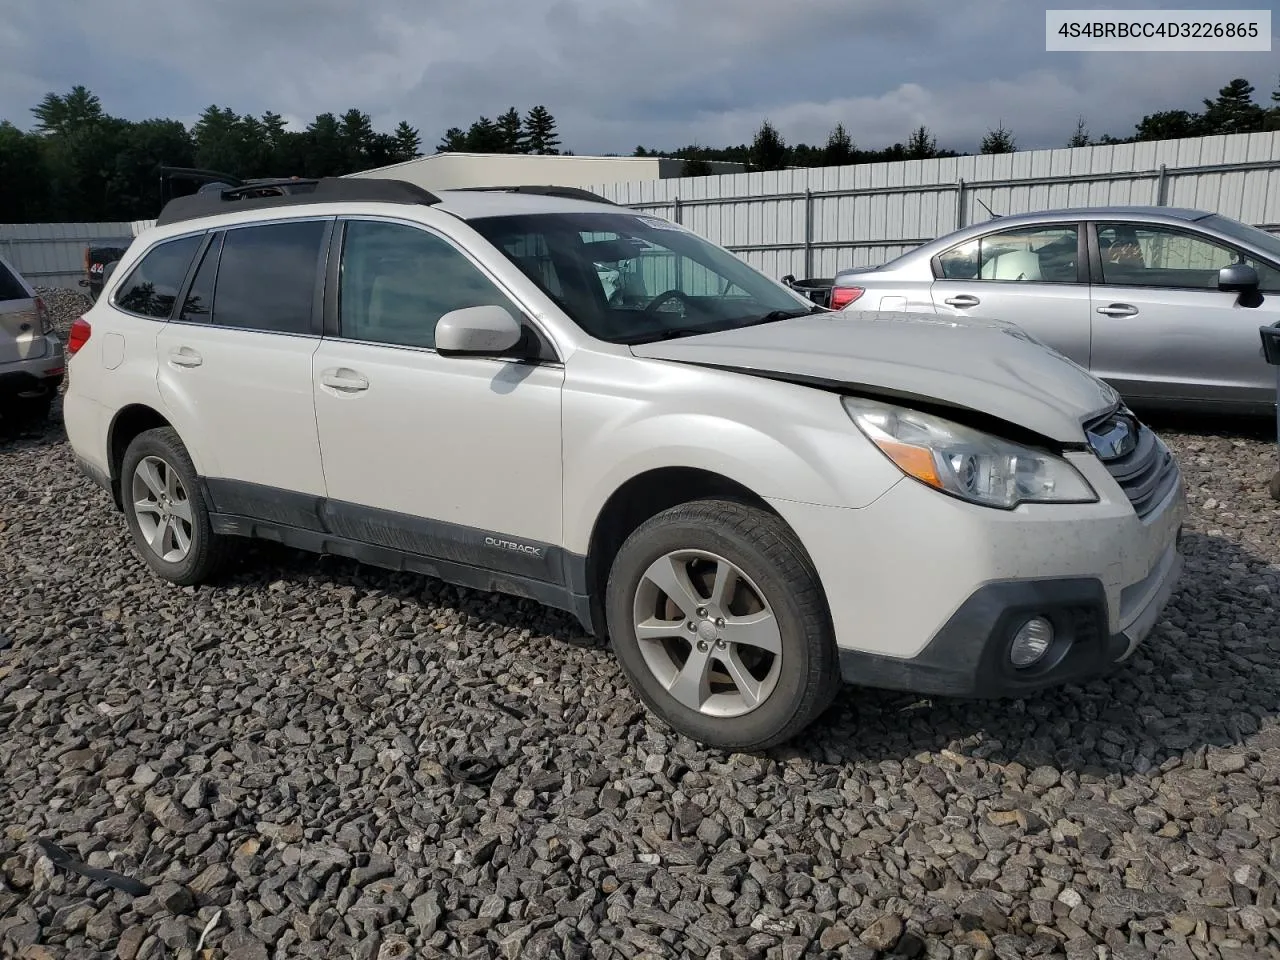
1219,262 -> 1259,293
435,304 -> 523,357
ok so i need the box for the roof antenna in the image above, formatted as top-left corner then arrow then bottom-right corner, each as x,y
976,198 -> 1001,220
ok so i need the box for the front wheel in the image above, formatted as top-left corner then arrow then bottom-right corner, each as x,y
604,499 -> 840,751
120,427 -> 232,585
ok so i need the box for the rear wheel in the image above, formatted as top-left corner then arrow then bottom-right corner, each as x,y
605,499 -> 840,751
15,392 -> 52,425
120,427 -> 233,585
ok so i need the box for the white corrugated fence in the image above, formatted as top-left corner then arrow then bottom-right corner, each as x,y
0,222 -> 135,291
4,130 -> 1280,290
593,130 -> 1280,280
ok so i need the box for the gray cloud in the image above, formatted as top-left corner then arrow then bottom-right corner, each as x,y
1,0 -> 1275,156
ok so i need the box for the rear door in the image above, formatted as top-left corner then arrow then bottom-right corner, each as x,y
929,221 -> 1092,366
0,255 -> 43,365
155,218 -> 331,511
1087,220 -> 1280,406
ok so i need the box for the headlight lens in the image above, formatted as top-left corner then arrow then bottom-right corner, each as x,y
843,397 -> 1097,509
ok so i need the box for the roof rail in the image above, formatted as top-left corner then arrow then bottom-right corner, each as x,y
453,185 -> 618,205
155,177 -> 442,226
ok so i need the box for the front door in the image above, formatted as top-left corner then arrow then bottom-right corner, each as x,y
929,221 -> 1092,366
1087,220 -> 1280,406
311,217 -> 565,581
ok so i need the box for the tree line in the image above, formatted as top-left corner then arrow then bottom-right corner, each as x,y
0,89 -> 564,223
661,77 -> 1280,175
0,77 -> 1277,222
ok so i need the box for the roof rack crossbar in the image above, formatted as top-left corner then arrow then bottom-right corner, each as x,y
154,177 -> 442,226
453,185 -> 618,205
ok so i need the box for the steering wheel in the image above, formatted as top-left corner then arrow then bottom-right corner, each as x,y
644,289 -> 694,317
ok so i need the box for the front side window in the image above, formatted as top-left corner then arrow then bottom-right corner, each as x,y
211,220 -> 326,334
1097,222 -> 1277,290
469,211 -> 812,344
338,220 -> 518,350
114,235 -> 203,319
936,225 -> 1080,283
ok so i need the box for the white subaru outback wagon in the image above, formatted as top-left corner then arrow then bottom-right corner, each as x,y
63,178 -> 1185,750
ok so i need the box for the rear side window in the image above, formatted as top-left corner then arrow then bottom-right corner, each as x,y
937,225 -> 1080,283
114,235 -> 202,319
211,221 -> 326,334
0,262 -> 28,301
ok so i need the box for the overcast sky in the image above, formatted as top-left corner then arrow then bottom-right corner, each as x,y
2,0 -> 1276,155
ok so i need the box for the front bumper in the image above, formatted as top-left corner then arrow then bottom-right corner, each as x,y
767,446 -> 1186,698
836,541 -> 1182,697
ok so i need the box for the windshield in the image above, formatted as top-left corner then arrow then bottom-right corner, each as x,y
468,211 -> 815,343
1200,215 -> 1280,261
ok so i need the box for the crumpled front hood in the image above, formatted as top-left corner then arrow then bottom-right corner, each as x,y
630,310 -> 1119,443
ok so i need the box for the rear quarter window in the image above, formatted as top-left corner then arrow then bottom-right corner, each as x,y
114,235 -> 204,319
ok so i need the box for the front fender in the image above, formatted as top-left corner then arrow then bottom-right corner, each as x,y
560,355 -> 903,553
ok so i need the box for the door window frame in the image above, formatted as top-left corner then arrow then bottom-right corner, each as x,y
324,215 -> 562,364
167,216 -> 335,338
929,221 -> 1088,285
1086,219 -> 1280,292
111,230 -> 210,322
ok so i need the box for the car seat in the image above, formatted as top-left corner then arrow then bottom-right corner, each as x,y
980,249 -> 1042,281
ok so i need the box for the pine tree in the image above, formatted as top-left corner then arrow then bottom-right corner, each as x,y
748,120 -> 788,171
1067,117 -> 1090,147
524,105 -> 561,155
31,86 -> 104,135
437,127 -> 468,152
261,111 -> 287,146
496,107 -> 526,153
390,121 -> 420,161
905,125 -> 937,160
466,117 -> 505,153
1201,78 -> 1265,134
823,123 -> 854,166
980,122 -> 1016,154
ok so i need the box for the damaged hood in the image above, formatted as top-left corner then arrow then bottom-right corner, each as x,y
630,310 -> 1119,443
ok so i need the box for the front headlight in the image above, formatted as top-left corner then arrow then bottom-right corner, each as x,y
843,397 -> 1097,509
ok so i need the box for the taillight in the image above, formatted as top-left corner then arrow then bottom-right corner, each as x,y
35,296 -> 53,334
829,286 -> 865,310
67,317 -> 91,355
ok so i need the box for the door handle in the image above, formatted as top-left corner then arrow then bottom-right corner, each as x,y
1096,304 -> 1139,317
944,295 -> 980,307
168,347 -> 202,368
319,368 -> 369,392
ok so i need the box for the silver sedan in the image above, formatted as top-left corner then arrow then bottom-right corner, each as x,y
831,206 -> 1280,414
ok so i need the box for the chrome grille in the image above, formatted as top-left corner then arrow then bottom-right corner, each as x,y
1085,409 -> 1179,520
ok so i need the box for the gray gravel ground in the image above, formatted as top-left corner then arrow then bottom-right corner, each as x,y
3,290 -> 1280,960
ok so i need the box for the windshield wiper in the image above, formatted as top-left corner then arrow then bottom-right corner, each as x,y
742,305 -> 823,326
625,325 -> 720,344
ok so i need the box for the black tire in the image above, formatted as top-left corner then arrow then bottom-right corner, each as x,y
1269,471 -> 1280,502
604,499 -> 840,751
11,392 -> 53,428
119,427 -> 233,586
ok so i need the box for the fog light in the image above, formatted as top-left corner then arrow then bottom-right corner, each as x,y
1010,617 -> 1054,668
